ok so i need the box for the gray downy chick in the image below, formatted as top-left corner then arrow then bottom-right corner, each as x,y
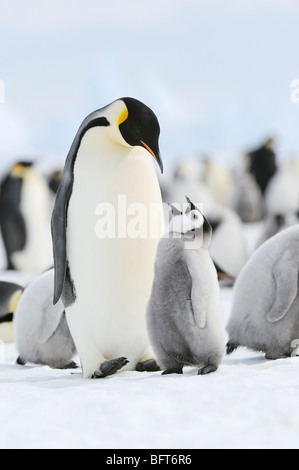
146,196 -> 226,375
15,268 -> 77,369
227,225 -> 299,359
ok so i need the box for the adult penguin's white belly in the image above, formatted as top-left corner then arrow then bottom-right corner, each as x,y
66,140 -> 163,376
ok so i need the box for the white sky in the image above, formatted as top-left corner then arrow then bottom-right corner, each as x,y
0,0 -> 299,170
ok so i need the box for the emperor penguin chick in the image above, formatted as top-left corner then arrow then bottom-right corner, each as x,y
146,197 -> 226,375
15,269 -> 77,369
227,225 -> 299,360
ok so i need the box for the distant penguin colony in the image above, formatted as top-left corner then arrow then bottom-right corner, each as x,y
257,168 -> 299,246
146,197 -> 226,375
207,205 -> 248,280
52,97 -> 164,379
162,159 -> 215,213
231,172 -> 265,223
0,161 -> 52,273
227,226 -> 299,359
204,159 -> 234,206
15,269 -> 77,369
0,281 -> 23,343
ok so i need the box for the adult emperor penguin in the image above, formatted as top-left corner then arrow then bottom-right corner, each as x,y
248,138 -> 277,196
0,281 -> 23,343
52,97 -> 164,379
146,197 -> 226,375
0,161 -> 52,273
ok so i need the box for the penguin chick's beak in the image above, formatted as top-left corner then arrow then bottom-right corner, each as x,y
140,140 -> 163,174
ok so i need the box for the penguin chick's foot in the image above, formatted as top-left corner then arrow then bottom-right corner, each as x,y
226,341 -> 239,355
198,365 -> 218,375
55,361 -> 79,370
91,357 -> 129,379
16,356 -> 26,366
265,352 -> 289,360
136,359 -> 161,372
162,367 -> 183,375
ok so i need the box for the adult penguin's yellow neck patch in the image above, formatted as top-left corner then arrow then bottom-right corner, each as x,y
118,107 -> 129,126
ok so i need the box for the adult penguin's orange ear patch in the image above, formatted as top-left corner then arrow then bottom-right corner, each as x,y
118,107 -> 129,126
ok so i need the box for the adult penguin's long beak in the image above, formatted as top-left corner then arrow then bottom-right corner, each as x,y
140,140 -> 164,174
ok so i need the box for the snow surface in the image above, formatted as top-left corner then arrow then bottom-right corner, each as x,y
0,222 -> 298,449
1,284 -> 299,450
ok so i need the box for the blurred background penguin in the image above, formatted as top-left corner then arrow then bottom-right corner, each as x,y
0,281 -> 23,343
0,161 -> 53,274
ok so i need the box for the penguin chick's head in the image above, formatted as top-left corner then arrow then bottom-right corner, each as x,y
84,97 -> 163,173
168,196 -> 212,247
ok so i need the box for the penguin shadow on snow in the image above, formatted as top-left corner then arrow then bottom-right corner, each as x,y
222,350 -> 269,368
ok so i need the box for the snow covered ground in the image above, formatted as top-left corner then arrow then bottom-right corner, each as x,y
1,283 -> 299,450
0,222 -> 298,449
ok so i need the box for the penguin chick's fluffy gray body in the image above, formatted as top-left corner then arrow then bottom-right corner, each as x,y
15,269 -> 77,369
146,199 -> 225,375
227,225 -> 299,360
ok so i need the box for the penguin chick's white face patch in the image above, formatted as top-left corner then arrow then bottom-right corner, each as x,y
169,208 -> 204,236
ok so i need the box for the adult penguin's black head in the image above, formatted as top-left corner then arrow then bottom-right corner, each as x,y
118,97 -> 163,174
